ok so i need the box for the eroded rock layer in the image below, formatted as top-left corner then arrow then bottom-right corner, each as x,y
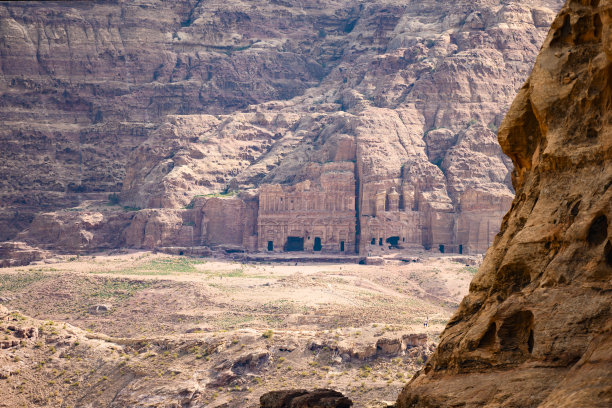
397,0 -> 612,406
0,0 -> 563,257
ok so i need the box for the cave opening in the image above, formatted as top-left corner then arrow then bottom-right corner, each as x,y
285,237 -> 304,252
386,236 -> 400,248
267,241 -> 274,251
314,237 -> 322,251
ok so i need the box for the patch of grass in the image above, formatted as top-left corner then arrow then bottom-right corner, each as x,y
0,271 -> 47,293
91,279 -> 152,300
216,315 -> 255,330
204,190 -> 239,198
93,258 -> 206,276
464,266 -> 479,275
221,268 -> 244,278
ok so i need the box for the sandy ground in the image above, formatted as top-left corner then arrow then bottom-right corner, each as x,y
0,252 -> 479,407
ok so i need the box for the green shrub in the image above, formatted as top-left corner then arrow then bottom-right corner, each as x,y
108,193 -> 120,205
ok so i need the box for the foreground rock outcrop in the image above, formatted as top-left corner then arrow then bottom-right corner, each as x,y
397,0 -> 612,406
0,0 -> 563,259
260,389 -> 353,408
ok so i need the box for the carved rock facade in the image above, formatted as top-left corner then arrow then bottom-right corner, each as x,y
0,0 -> 563,259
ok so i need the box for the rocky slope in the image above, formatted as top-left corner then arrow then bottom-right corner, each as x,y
0,0 -> 563,257
0,0 -> 351,240
397,0 -> 612,406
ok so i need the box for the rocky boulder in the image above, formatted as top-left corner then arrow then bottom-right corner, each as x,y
260,389 -> 352,408
0,241 -> 50,267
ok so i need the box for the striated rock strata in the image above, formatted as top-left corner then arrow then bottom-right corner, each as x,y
0,0 -> 563,258
397,0 -> 612,406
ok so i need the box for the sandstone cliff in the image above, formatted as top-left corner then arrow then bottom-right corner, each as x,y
0,0 -> 563,257
397,0 -> 612,406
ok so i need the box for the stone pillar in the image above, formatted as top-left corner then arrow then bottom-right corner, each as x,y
388,187 -> 400,212
375,190 -> 386,216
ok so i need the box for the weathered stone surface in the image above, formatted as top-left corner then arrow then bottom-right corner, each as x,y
231,350 -> 270,374
20,209 -> 134,252
88,304 -> 112,315
402,334 -> 427,349
0,0 -> 563,260
0,0 -> 336,239
396,1 -> 612,406
260,389 -> 353,408
0,241 -> 50,267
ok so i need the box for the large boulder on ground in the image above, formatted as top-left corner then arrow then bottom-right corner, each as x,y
260,389 -> 352,408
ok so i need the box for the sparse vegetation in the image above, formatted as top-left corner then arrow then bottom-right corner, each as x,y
204,190 -> 239,198
93,258 -> 206,276
108,193 -> 120,205
464,266 -> 479,275
0,271 -> 47,294
92,279 -> 152,300
0,253 -> 476,407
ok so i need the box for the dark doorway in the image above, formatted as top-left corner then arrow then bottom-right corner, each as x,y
285,237 -> 304,252
379,238 -> 383,246
459,244 -> 463,254
386,236 -> 400,248
439,244 -> 445,254
371,238 -> 376,245
313,237 -> 322,251
268,241 -> 274,251
340,241 -> 345,252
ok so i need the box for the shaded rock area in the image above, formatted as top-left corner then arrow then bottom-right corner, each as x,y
0,0 -> 564,262
396,0 -> 612,406
260,389 -> 352,408
309,333 -> 431,362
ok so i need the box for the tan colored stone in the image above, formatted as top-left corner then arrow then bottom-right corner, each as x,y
0,0 -> 563,261
397,1 -> 612,406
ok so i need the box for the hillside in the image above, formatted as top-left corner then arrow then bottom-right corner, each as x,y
0,0 -> 562,260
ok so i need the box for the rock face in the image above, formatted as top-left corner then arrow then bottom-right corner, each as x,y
396,0 -> 612,406
0,0 -> 563,257
0,241 -> 49,267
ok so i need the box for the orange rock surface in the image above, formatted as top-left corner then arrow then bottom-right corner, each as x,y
397,0 -> 612,406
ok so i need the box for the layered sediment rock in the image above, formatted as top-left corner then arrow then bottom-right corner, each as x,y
0,0 -> 563,257
397,0 -> 612,406
118,0 -> 563,256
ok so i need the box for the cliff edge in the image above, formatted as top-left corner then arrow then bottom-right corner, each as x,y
397,0 -> 612,406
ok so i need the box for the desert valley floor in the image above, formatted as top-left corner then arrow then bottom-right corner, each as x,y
0,253 -> 478,407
